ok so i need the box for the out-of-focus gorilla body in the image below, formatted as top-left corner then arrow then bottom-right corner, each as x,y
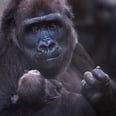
0,0 -> 96,116
68,0 -> 116,116
68,0 -> 95,54
92,0 -> 116,78
69,0 -> 116,79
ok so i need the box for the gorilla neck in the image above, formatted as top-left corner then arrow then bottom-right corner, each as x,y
38,64 -> 70,79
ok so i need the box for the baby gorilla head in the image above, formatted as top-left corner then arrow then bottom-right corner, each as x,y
11,70 -> 62,108
11,70 -> 45,106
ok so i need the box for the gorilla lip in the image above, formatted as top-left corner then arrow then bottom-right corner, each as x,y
39,52 -> 62,62
36,46 -> 62,61
45,54 -> 62,62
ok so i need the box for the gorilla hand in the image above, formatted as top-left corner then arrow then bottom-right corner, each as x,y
81,66 -> 116,116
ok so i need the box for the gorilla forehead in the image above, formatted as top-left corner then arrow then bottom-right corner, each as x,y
16,0 -> 71,19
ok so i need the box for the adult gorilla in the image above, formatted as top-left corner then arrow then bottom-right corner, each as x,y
0,0 -> 116,116
0,0 -> 96,116
1,0 -> 116,116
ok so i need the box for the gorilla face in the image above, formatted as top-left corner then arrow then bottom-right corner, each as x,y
13,12 -> 77,77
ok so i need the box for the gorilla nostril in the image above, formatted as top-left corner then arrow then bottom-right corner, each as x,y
38,40 -> 56,51
39,44 -> 47,50
49,42 -> 56,50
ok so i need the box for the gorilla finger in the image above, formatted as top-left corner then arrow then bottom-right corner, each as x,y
92,68 -> 110,83
81,79 -> 91,90
84,71 -> 97,85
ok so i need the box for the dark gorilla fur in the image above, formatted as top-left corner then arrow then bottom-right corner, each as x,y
0,0 -> 96,116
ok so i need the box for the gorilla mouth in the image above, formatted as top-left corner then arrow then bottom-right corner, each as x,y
46,53 -> 61,61
37,49 -> 62,61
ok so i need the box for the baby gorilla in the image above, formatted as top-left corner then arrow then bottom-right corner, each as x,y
11,70 -> 62,108
10,70 -> 96,116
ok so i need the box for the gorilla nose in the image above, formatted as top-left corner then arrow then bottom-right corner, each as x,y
38,40 -> 57,52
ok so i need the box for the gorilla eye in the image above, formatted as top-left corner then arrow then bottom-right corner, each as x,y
31,26 -> 39,33
41,25 -> 46,29
49,23 -> 57,29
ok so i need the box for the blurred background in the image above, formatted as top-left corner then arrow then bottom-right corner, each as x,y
0,0 -> 8,16
69,0 -> 116,79
0,0 -> 116,79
